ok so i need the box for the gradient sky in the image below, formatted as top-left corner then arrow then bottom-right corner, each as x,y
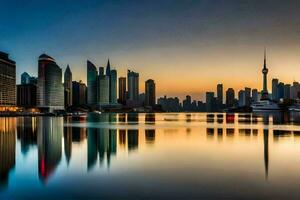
2,0 -> 300,100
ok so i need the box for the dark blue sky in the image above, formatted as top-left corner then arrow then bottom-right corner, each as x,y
2,0 -> 300,99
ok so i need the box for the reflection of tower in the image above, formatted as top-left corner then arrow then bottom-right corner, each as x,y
87,114 -> 99,170
37,117 -> 62,183
0,118 -> 16,190
64,118 -> 72,165
264,129 -> 269,179
261,48 -> 269,100
17,117 -> 37,156
128,130 -> 139,151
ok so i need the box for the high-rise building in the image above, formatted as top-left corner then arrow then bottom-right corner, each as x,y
145,79 -> 156,107
98,68 -> 110,105
118,77 -> 126,105
18,72 -> 37,108
291,81 -> 300,99
72,81 -> 87,106
206,92 -> 214,112
252,89 -> 258,103
226,88 -> 235,108
0,52 -> 16,111
261,48 -> 269,100
272,78 -> 279,101
87,60 -> 98,106
278,82 -> 284,99
37,54 -> 64,112
21,72 -> 31,85
238,90 -> 246,107
245,87 -> 251,106
127,70 -> 139,103
110,69 -> 117,104
283,84 -> 291,99
64,65 -> 72,108
217,84 -> 223,106
17,84 -> 37,108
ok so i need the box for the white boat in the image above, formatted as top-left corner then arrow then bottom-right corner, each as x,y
251,100 -> 281,111
289,104 -> 300,112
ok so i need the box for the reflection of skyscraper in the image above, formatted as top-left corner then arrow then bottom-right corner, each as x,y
17,117 -> 37,156
145,113 -> 155,124
64,118 -> 72,165
127,113 -> 139,124
145,129 -> 155,144
0,118 -> 16,189
87,113 -> 117,169
119,129 -> 126,148
264,129 -> 269,179
37,117 -> 62,183
128,130 -> 138,151
87,114 -> 99,170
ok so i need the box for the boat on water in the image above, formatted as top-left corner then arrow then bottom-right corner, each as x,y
251,100 -> 281,111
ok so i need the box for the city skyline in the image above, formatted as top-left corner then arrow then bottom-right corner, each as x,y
3,0 -> 300,100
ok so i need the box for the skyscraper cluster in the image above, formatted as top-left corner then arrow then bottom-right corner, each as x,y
272,78 -> 300,101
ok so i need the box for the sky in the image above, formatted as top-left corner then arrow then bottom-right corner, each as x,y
2,0 -> 300,100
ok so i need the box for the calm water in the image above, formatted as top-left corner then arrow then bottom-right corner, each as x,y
1,112 -> 300,199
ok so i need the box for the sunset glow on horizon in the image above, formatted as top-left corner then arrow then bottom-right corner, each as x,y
2,0 -> 300,100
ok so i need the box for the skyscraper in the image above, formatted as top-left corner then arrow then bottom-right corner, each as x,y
37,54 -> 64,112
110,69 -> 117,104
206,92 -> 214,112
278,82 -> 284,99
217,84 -> 223,107
245,87 -> 251,106
238,90 -> 245,107
127,70 -> 139,102
87,60 -> 98,106
98,67 -> 109,105
118,77 -> 126,105
225,88 -> 235,108
64,65 -> 72,108
17,72 -> 37,108
283,84 -> 291,99
272,78 -> 279,101
0,52 -> 16,111
145,79 -> 156,107
261,48 -> 269,100
252,89 -> 258,103
21,72 -> 30,84
72,81 -> 87,106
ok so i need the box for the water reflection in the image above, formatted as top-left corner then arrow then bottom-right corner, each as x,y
2,112 -> 300,198
0,118 -> 16,190
38,117 -> 62,183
